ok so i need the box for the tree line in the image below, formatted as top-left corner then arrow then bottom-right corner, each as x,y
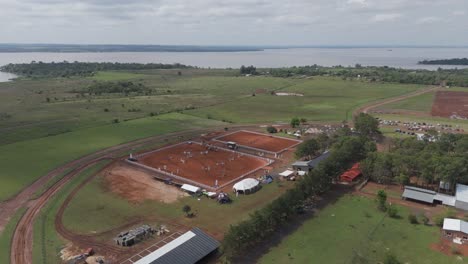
222,131 -> 376,261
0,61 -> 190,78
361,133 -> 468,190
266,65 -> 468,87
71,81 -> 153,96
419,58 -> 468,66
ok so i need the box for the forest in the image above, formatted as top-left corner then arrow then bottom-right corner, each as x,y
419,58 -> 468,65
0,61 -> 190,78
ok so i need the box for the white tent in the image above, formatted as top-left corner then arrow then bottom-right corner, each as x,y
233,178 -> 260,193
181,184 -> 201,193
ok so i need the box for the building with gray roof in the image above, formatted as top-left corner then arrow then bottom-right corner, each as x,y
134,228 -> 219,264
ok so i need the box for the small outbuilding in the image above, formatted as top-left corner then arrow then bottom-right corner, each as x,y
443,218 -> 468,244
402,186 -> 436,204
455,184 -> 468,211
181,184 -> 201,194
279,170 -> 295,178
233,178 -> 260,194
340,163 -> 362,182
292,151 -> 331,172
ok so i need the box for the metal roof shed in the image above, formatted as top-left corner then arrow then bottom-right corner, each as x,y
135,228 -> 220,264
443,218 -> 468,234
181,184 -> 200,193
402,186 -> 436,204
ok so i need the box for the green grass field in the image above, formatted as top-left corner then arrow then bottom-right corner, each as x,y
382,91 -> 435,112
0,207 -> 26,264
188,78 -> 424,123
0,113 -> 224,202
62,175 -> 294,238
259,195 -> 465,264
33,161 -> 110,264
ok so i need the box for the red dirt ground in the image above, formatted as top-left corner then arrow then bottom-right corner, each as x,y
215,130 -> 300,153
432,91 -> 468,118
138,142 -> 269,189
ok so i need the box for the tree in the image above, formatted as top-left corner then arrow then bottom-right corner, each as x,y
182,205 -> 192,217
376,190 -> 387,211
300,118 -> 307,124
266,126 -> 278,133
354,113 -> 380,137
408,213 -> 418,224
295,139 -> 320,159
290,117 -> 300,128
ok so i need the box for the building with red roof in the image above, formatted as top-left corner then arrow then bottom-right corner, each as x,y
340,163 -> 362,182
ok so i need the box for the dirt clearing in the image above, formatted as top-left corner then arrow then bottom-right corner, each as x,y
103,164 -> 188,203
432,91 -> 468,119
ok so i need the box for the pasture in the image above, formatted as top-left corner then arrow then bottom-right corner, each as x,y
0,113 -> 224,202
259,195 -> 464,264
188,77 -> 424,123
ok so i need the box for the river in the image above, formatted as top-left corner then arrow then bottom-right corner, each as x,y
1,47 -> 467,82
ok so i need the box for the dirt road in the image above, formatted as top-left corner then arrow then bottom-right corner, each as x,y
7,125 -> 257,264
353,86 -> 439,117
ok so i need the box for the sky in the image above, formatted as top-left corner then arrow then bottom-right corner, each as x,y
0,0 -> 467,46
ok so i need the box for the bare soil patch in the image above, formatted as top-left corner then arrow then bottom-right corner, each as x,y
432,91 -> 468,119
103,164 -> 188,204
137,142 -> 269,189
215,130 -> 301,153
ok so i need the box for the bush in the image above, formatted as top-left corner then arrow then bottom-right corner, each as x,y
387,205 -> 398,218
420,214 -> 429,225
408,213 -> 418,224
384,253 -> 401,264
376,190 -> 387,212
266,126 -> 278,133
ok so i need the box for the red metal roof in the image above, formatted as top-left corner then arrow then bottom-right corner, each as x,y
340,163 -> 362,182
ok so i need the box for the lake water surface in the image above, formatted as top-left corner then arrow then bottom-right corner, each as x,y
1,47 -> 467,82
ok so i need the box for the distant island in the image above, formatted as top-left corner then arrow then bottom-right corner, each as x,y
0,44 -> 263,53
419,58 -> 468,65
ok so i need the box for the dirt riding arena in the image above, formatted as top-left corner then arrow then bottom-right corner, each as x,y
432,91 -> 468,119
214,130 -> 301,154
103,164 -> 189,204
134,141 -> 271,190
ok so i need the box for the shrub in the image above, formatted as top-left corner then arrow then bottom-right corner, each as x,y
266,126 -> 278,133
104,108 -> 109,112
112,118 -> 119,124
408,214 -> 418,224
376,190 -> 387,211
387,205 -> 398,218
384,253 -> 401,264
420,214 -> 429,225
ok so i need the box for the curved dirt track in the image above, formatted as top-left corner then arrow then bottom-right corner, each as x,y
8,126 -> 251,264
353,86 -> 439,117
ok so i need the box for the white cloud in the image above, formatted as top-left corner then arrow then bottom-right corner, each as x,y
0,0 -> 467,45
371,13 -> 402,22
416,16 -> 442,24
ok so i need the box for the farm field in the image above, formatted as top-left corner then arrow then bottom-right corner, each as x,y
259,195 -> 465,264
188,78 -> 424,123
0,70 -> 297,144
380,91 -> 435,112
0,112 -> 224,202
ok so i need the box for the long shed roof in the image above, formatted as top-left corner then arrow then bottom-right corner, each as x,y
443,218 -> 468,234
135,228 -> 219,264
402,186 -> 436,204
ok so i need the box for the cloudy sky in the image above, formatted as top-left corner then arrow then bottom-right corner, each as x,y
0,0 -> 467,46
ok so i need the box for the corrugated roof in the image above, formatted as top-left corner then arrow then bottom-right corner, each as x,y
402,186 -> 435,204
456,184 -> 468,203
340,163 -> 362,182
135,228 -> 219,264
443,218 -> 468,234
293,151 -> 331,168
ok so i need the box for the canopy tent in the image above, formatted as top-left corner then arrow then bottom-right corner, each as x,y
279,170 -> 295,177
181,184 -> 201,193
233,178 -> 260,194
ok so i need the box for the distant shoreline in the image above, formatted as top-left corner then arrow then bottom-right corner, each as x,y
0,44 -> 264,53
419,58 -> 468,66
